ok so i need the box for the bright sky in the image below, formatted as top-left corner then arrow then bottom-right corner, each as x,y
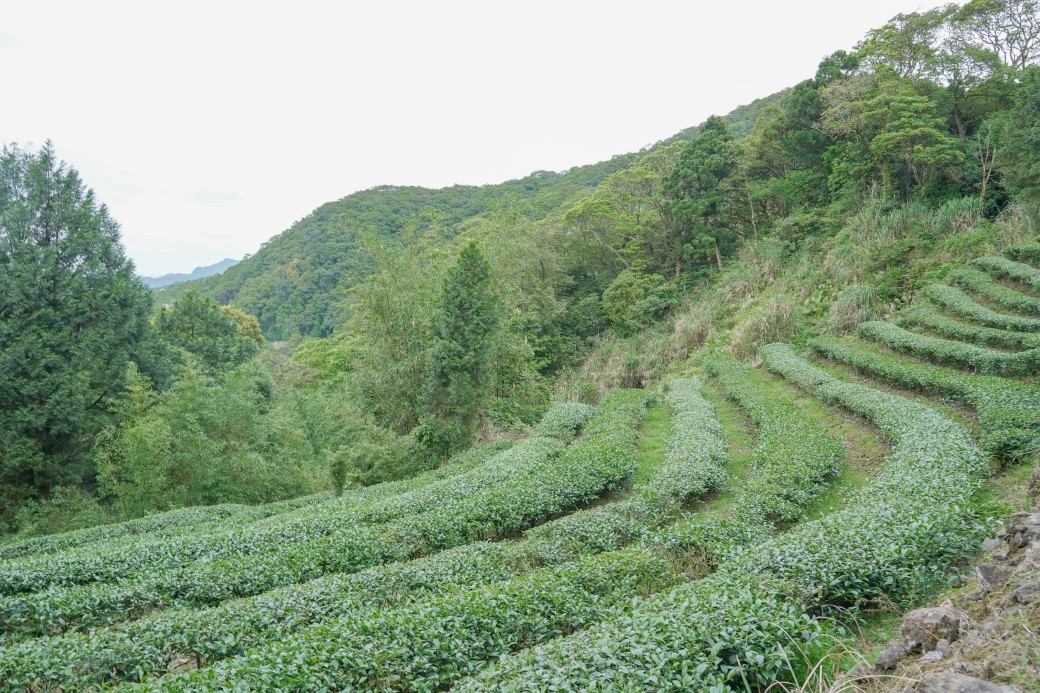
2,0 -> 949,276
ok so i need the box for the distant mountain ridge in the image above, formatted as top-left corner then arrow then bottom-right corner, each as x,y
142,258 -> 239,288
161,91 -> 786,339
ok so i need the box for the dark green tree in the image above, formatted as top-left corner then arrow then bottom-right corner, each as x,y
663,116 -> 736,273
425,242 -> 499,452
155,290 -> 263,375
999,65 -> 1040,202
0,143 -> 153,527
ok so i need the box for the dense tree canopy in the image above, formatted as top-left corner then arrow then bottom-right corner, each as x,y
155,290 -> 264,374
664,116 -> 736,272
0,144 -> 153,528
4,0 -> 1040,539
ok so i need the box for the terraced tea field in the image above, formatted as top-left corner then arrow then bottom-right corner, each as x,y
2,244 -> 1038,691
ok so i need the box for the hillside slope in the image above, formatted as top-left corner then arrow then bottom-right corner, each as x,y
165,96 -> 781,340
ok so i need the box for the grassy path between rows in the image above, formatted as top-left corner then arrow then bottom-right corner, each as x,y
697,379 -> 754,516
632,400 -> 672,487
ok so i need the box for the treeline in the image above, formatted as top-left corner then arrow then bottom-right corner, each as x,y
0,145 -> 352,533
3,0 -> 1039,537
301,0 -> 1040,428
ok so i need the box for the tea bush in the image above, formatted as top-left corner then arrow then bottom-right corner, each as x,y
858,320 -> 1040,376
811,336 -> 1040,459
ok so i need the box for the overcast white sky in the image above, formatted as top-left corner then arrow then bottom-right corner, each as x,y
3,0 -> 949,276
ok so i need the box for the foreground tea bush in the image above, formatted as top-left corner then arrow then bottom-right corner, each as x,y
454,573 -> 837,693
950,267 -> 1040,315
0,439 -> 561,638
0,397 -> 661,690
4,508 -> 668,692
922,284 -> 1040,332
811,336 -> 1040,459
858,320 -> 1040,376
1,383 -> 739,690
0,394 -> 646,638
1005,243 -> 1040,265
752,344 -> 989,605
0,420 -> 572,597
455,346 -> 988,692
146,547 -> 683,691
897,306 -> 1040,351
704,356 -> 844,525
0,448 -> 501,595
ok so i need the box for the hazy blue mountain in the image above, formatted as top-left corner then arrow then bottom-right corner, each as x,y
142,258 -> 239,288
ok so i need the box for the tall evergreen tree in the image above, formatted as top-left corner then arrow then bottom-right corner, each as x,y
663,116 -> 736,273
0,143 -> 153,527
425,242 -> 499,451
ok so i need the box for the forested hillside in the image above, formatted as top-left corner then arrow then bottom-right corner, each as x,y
2,1 -> 1039,690
162,95 -> 780,340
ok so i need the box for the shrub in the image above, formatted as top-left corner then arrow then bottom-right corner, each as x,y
972,256 -> 1040,292
858,320 -> 1040,376
950,267 -> 1040,315
921,284 -> 1040,332
143,547 -> 684,691
1005,243 -> 1040,265
646,378 -> 727,504
811,336 -> 1040,459
0,395 -> 648,637
897,306 -> 1040,351
454,346 -> 989,693
705,356 -> 844,525
0,504 -> 280,561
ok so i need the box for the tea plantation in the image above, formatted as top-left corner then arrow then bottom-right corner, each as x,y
2,246 -> 1038,690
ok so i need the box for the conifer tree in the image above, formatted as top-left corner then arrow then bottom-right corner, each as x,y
0,143 -> 152,527
663,116 -> 736,273
425,242 -> 499,451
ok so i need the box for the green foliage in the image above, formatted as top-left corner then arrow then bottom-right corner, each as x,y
648,378 -> 728,503
531,402 -> 598,440
923,282 -> 1040,330
859,319 -> 1040,375
147,547 -> 682,691
455,345 -> 988,692
972,254 -> 1040,290
93,361 -> 325,518
0,143 -> 154,529
0,504 -> 282,560
426,243 -> 500,450
455,573 -> 838,693
0,399 -> 640,636
705,356 -> 845,524
1005,241 -> 1040,264
812,335 -> 1040,459
601,270 -> 675,333
898,304 -> 1040,349
8,488 -> 111,543
951,266 -> 1040,313
757,344 -> 989,606
664,116 -> 737,271
155,290 -> 263,375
